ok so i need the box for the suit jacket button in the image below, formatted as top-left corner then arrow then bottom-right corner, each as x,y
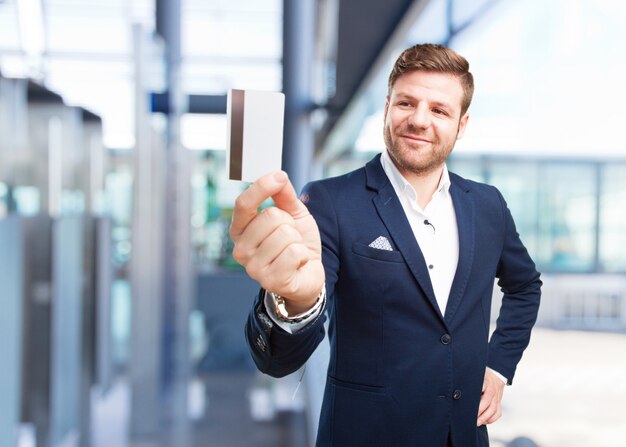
440,334 -> 451,345
256,335 -> 266,352
453,390 -> 462,400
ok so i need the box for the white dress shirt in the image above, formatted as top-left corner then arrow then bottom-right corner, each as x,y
380,149 -> 459,315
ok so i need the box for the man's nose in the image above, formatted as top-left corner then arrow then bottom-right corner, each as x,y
408,104 -> 430,129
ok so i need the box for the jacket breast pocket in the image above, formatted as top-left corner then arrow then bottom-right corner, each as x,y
351,242 -> 404,263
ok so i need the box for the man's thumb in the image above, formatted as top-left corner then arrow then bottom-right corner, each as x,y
272,173 -> 308,218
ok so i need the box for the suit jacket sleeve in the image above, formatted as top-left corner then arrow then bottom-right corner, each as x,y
487,188 -> 542,384
244,180 -> 339,378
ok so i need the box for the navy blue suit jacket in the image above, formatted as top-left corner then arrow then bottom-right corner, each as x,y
245,154 -> 542,447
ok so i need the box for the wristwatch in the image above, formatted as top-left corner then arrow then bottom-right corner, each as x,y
268,284 -> 326,323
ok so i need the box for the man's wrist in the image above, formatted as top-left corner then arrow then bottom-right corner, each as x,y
487,367 -> 508,385
269,284 -> 326,323
284,286 -> 324,314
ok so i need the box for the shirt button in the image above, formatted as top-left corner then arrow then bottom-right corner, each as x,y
453,390 -> 462,400
440,334 -> 451,345
428,264 -> 434,270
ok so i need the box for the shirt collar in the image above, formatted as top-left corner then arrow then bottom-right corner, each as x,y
380,149 -> 451,202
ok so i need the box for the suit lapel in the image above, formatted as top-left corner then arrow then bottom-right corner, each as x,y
366,156 -> 443,321
444,176 -> 475,323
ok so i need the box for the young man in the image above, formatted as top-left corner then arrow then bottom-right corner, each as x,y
230,44 -> 542,447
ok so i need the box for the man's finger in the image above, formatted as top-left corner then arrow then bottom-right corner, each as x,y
478,386 -> 493,414
477,402 -> 490,426
230,171 -> 289,239
244,222 -> 303,276
477,393 -> 491,416
486,407 -> 502,424
477,402 -> 500,426
271,173 -> 310,219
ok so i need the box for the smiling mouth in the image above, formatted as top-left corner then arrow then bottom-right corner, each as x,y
402,135 -> 431,143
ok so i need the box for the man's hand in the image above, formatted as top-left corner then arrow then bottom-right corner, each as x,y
230,171 -> 324,314
477,368 -> 505,426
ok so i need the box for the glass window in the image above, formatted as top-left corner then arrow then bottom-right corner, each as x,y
599,164 -> 626,272
182,0 -> 282,95
487,160 -> 540,259
183,11 -> 281,59
190,150 -> 245,269
447,155 -> 486,183
0,182 -> 7,217
450,0 -> 497,31
13,186 -> 40,215
181,60 -> 281,94
46,15 -> 130,54
181,113 -> 227,151
406,0 -> 449,44
105,164 -> 133,267
536,164 -> 597,272
450,157 -> 612,274
0,3 -> 21,51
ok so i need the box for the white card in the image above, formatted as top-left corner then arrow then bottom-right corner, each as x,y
226,89 -> 285,182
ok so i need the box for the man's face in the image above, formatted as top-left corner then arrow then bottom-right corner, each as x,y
383,70 -> 469,177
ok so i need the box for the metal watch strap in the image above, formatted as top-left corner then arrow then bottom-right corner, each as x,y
269,285 -> 326,323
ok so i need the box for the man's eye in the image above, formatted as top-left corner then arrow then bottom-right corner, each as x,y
398,102 -> 413,107
433,108 -> 447,115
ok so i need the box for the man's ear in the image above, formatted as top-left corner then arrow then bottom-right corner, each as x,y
456,112 -> 469,140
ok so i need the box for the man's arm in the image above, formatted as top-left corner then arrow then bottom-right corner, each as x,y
245,287 -> 327,377
477,188 -> 542,426
230,171 -> 325,309
477,368 -> 506,426
488,192 -> 542,384
231,172 -> 331,377
487,188 -> 542,383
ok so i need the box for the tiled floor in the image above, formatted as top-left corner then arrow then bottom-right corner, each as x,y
90,328 -> 626,447
489,328 -> 626,447
193,371 -> 308,447
91,370 -> 308,447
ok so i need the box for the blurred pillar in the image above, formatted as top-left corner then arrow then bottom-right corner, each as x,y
130,24 -> 165,441
0,217 -> 23,447
282,0 -> 317,193
157,0 -> 194,445
283,2 -> 329,445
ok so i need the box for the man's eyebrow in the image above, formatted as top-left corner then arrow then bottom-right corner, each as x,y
393,93 -> 454,110
430,100 -> 454,110
393,92 -> 415,100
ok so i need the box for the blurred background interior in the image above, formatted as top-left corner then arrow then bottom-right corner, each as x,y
1,0 -> 626,446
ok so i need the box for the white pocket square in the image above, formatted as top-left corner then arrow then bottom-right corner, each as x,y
368,236 -> 393,251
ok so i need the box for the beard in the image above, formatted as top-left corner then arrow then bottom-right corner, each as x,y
383,123 -> 457,176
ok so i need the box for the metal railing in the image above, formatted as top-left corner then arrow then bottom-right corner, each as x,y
493,274 -> 626,332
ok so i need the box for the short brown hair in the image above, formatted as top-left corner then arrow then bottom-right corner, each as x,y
388,43 -> 474,115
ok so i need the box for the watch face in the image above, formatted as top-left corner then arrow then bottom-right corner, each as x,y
271,292 -> 290,321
